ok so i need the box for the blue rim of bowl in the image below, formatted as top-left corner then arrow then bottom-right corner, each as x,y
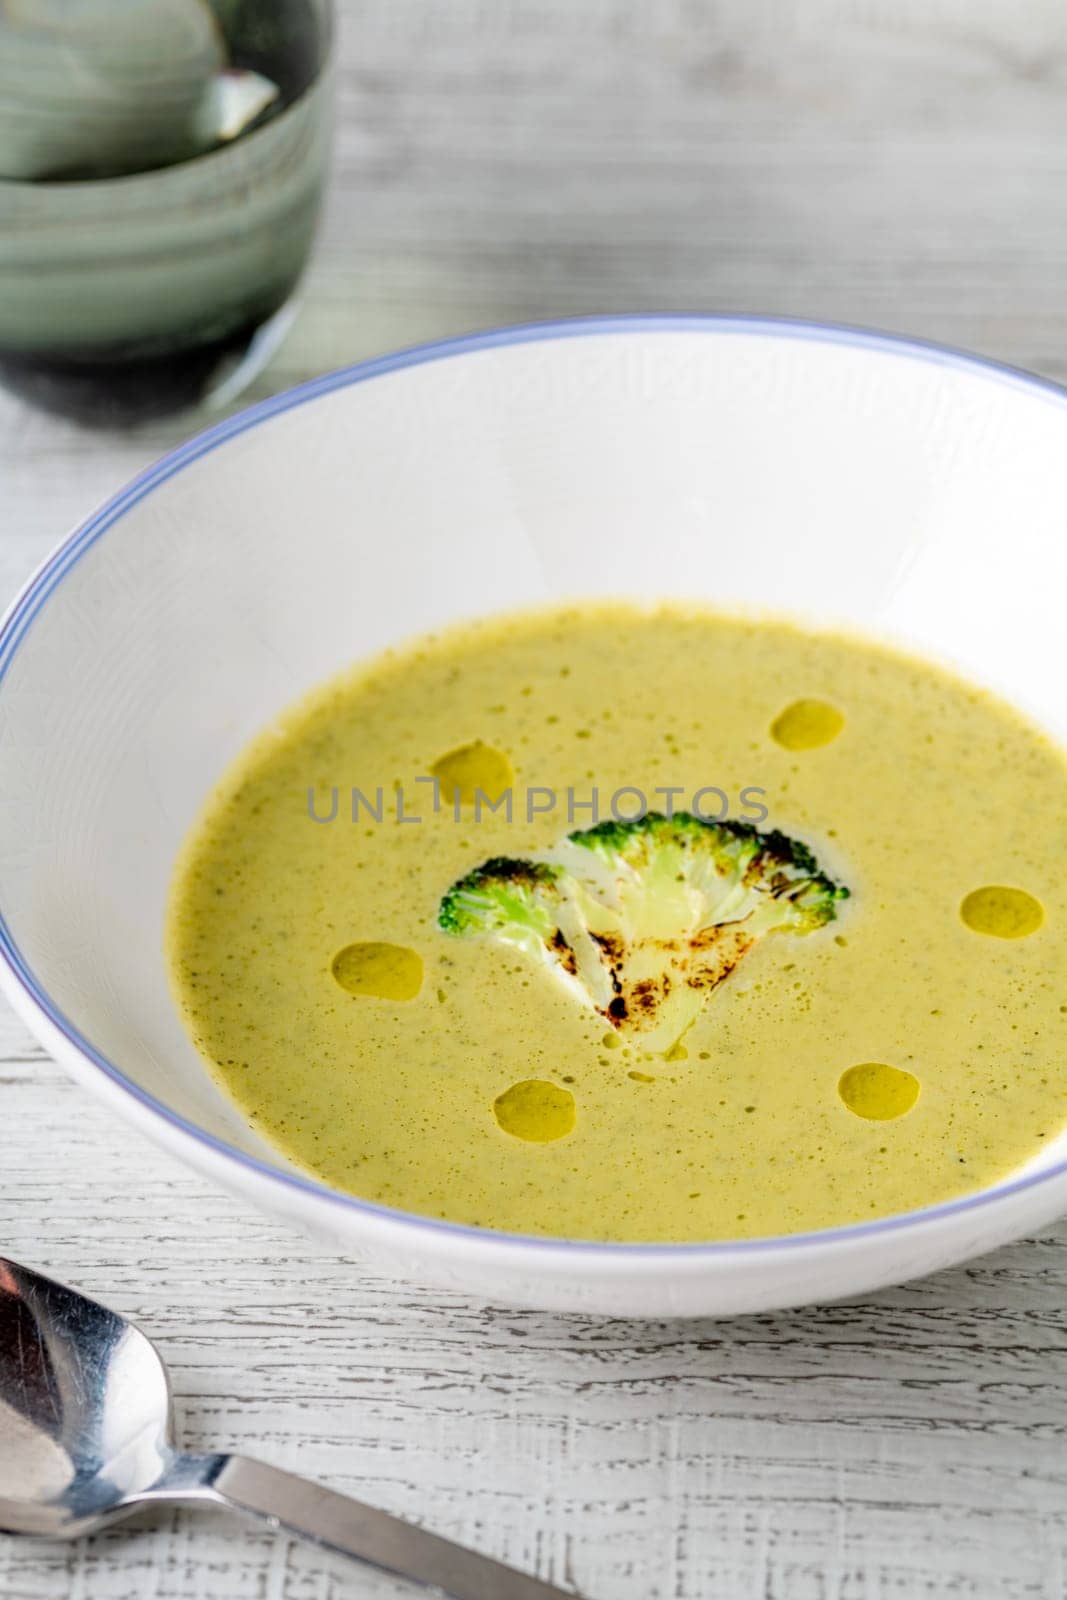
2,311 -> 1066,1259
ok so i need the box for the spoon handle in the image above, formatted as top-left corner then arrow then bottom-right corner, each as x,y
145,1452 -> 575,1599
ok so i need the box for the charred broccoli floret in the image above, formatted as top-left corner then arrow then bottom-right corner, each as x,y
437,857 -> 563,953
438,811 -> 849,1053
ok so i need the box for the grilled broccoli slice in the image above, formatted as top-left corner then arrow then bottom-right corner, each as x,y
438,812 -> 849,1054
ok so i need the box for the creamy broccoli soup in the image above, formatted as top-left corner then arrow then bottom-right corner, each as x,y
166,606 -> 1067,1242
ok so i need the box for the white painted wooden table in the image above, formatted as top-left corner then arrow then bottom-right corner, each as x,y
5,5 -> 1067,1596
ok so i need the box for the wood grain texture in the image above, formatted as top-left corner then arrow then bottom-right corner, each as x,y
4,4 -> 1067,1596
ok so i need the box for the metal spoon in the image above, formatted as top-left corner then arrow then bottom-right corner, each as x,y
0,1256 -> 575,1599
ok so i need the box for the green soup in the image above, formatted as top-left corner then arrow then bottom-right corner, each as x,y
166,606 -> 1067,1241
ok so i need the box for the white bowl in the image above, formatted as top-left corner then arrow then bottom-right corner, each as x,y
2,315 -> 1066,1317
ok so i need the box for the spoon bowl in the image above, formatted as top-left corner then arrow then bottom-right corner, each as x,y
0,1257 -> 175,1537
